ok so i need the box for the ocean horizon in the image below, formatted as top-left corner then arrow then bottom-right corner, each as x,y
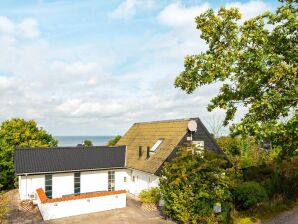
54,136 -> 115,147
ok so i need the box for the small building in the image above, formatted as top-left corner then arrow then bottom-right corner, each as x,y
14,118 -> 228,220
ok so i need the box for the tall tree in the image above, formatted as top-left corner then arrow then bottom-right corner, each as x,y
175,0 -> 297,158
0,118 -> 58,190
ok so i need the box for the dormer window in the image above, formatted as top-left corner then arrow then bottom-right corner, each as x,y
150,139 -> 163,152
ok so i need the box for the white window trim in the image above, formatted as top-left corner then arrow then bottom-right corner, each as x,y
150,139 -> 163,152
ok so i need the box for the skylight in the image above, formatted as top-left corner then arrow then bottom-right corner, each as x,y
150,139 -> 163,152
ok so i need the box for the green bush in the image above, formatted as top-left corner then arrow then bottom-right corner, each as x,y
243,157 -> 298,199
139,188 -> 160,204
160,150 -> 233,223
234,181 -> 267,209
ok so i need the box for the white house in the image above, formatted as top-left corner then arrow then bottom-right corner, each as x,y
14,118 -> 228,220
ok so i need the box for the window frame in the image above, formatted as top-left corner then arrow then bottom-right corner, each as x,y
74,172 -> 81,195
45,174 -> 52,199
150,139 -> 164,152
108,171 -> 115,191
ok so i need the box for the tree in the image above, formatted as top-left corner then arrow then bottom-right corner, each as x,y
107,135 -> 121,146
83,139 -> 93,146
174,0 -> 298,158
205,115 -> 225,138
0,118 -> 58,190
217,136 -> 278,169
160,149 -> 232,223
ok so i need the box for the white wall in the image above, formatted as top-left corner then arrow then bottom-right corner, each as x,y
18,168 -> 159,200
52,173 -> 74,198
81,170 -> 108,193
18,169 -> 132,200
115,169 -> 130,191
19,175 -> 44,200
128,169 -> 159,195
37,192 -> 126,220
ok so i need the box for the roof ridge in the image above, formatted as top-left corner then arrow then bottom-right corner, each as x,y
134,117 -> 199,125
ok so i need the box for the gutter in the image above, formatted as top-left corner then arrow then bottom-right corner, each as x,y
16,166 -> 126,176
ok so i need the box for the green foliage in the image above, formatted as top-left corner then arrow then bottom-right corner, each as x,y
234,181 -> 267,210
83,139 -> 93,146
244,157 -> 298,199
160,149 -> 232,223
217,136 -> 278,168
0,118 -> 58,190
139,187 -> 160,204
107,135 -> 121,146
174,0 -> 298,158
0,192 -> 8,224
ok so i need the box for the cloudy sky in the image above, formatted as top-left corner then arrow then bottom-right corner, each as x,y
0,0 -> 277,136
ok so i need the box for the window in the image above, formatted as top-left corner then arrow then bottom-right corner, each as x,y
192,141 -> 205,156
45,174 -> 52,199
132,176 -> 135,182
124,177 -> 127,182
108,171 -> 115,191
146,146 -> 150,159
74,172 -> 80,195
150,139 -> 163,152
138,146 -> 142,159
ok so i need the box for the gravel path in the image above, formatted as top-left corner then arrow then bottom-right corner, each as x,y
5,189 -> 43,224
264,207 -> 298,224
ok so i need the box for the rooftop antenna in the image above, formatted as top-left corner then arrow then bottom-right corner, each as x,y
187,120 -> 197,154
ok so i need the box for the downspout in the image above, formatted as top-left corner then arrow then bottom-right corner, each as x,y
25,173 -> 28,200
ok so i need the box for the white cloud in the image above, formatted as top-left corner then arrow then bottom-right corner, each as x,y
109,0 -> 155,19
56,99 -> 130,117
0,76 -> 15,92
0,16 -> 40,38
52,61 -> 99,76
0,1 -> 272,136
110,0 -> 137,19
155,2 -> 210,60
226,0 -> 271,21
17,18 -> 40,38
158,2 -> 210,28
0,16 -> 15,33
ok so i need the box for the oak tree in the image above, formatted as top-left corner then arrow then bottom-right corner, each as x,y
175,0 -> 298,158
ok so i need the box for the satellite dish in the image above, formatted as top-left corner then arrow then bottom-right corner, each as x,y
188,120 -> 197,132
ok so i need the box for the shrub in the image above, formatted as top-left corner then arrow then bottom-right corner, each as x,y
160,150 -> 233,223
243,157 -> 298,199
139,188 -> 160,204
234,181 -> 267,209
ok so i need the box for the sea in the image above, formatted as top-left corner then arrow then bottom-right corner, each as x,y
54,136 -> 114,147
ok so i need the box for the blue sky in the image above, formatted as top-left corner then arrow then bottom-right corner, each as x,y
0,0 -> 277,136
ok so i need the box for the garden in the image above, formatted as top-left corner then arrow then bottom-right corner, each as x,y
139,140 -> 298,224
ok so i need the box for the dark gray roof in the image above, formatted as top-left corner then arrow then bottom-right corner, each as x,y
14,146 -> 126,175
